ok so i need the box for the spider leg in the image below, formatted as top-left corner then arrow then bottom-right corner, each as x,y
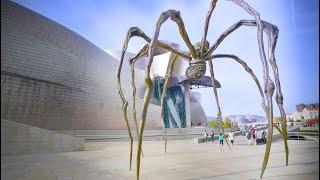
136,10 -> 197,179
207,54 -> 284,135
218,23 -> 287,148
129,44 -> 149,130
130,45 -> 190,159
200,0 -> 218,56
117,27 -> 142,170
204,20 -> 289,162
207,59 -> 231,150
129,44 -> 149,158
222,0 -> 277,172
155,10 -> 197,59
204,17 -> 285,177
159,54 -> 180,154
207,54 -> 274,138
227,0 -> 269,80
263,22 -> 289,166
131,45 -> 187,157
117,26 -> 191,171
248,21 -> 289,166
207,54 -> 264,98
267,30 -> 289,167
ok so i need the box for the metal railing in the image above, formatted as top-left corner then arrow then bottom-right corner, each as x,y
287,131 -> 319,141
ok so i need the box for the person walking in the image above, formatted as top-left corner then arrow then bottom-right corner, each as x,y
210,131 -> 215,142
252,128 -> 257,145
218,133 -> 224,146
228,131 -> 234,146
246,130 -> 251,145
204,129 -> 208,142
262,130 -> 267,143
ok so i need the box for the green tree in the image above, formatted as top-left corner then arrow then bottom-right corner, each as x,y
223,117 -> 231,128
208,119 -> 219,128
273,117 -> 281,123
233,121 -> 238,129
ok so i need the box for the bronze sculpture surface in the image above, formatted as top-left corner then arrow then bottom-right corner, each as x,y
116,0 -> 289,179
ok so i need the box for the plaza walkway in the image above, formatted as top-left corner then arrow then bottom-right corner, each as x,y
1,139 -> 319,180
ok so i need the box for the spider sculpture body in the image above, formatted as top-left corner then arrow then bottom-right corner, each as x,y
185,42 -> 209,80
116,0 -> 289,179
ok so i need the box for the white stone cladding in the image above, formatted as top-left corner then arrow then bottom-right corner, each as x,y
1,0 -> 162,130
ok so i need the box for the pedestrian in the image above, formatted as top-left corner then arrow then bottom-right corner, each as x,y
210,131 -> 214,142
219,133 -> 224,146
252,128 -> 257,145
228,131 -> 234,146
246,130 -> 251,145
262,130 -> 267,143
204,129 -> 208,142
246,130 -> 251,140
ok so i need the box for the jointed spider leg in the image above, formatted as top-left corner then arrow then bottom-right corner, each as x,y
263,23 -> 289,166
207,54 -> 278,160
207,54 -> 264,97
208,54 -> 276,135
130,44 -> 149,129
117,27 -> 149,170
227,0 -> 269,77
164,11 -> 197,59
200,0 -> 218,56
205,11 -> 278,177
130,44 -> 187,156
117,26 -> 192,171
204,20 -> 289,166
129,44 -> 149,157
136,10 -> 196,180
207,54 -> 285,140
208,60 -> 231,150
159,54 -> 180,153
205,20 -> 289,165
268,34 -> 289,167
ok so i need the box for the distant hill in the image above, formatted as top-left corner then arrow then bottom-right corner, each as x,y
206,115 -> 266,122
226,114 -> 267,121
252,115 -> 267,120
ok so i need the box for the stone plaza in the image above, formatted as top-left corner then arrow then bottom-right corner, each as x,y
1,0 -> 319,180
2,138 -> 319,180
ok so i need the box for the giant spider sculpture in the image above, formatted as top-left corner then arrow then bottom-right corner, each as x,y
116,0 -> 289,179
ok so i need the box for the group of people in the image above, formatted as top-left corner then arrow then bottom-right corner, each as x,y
204,130 -> 234,146
203,128 -> 267,146
246,128 -> 267,145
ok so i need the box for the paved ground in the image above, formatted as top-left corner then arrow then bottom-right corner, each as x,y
1,138 -> 319,180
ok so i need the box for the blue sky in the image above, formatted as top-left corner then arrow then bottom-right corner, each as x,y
12,0 -> 319,117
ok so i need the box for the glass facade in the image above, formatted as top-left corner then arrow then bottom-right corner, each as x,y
153,77 -> 186,128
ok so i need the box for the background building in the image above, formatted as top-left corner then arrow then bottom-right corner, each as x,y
286,103 -> 319,123
1,0 -> 162,131
1,0 -> 219,131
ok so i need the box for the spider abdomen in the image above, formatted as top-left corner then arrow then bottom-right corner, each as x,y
185,61 -> 206,80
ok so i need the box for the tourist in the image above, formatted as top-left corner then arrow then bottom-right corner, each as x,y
210,131 -> 214,142
252,128 -> 257,145
219,133 -> 224,146
262,130 -> 267,143
228,131 -> 234,146
204,129 -> 208,142
246,130 -> 251,145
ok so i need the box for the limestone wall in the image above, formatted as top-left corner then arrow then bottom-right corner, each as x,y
1,0 -> 162,130
1,119 -> 85,155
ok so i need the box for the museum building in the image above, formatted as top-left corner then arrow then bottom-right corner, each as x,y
1,0 -> 220,132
